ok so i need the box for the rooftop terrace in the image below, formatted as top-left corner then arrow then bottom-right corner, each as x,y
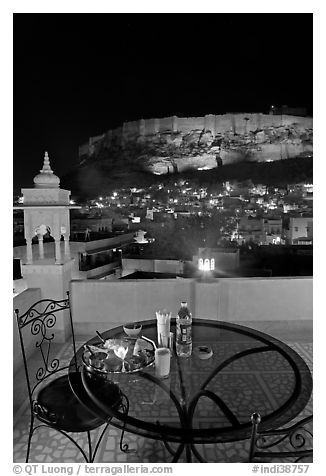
13,276 -> 313,463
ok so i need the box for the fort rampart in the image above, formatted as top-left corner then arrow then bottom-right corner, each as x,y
79,113 -> 313,159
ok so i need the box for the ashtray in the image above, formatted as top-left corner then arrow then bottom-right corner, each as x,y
194,345 -> 213,360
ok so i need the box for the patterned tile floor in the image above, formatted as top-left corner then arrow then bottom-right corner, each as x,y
13,340 -> 313,463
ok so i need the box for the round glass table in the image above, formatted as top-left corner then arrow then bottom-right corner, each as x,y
68,319 -> 312,462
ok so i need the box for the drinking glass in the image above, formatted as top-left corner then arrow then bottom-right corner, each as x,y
156,310 -> 171,347
114,344 -> 129,372
155,347 -> 171,379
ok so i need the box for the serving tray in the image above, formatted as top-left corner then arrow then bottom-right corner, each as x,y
82,337 -> 155,374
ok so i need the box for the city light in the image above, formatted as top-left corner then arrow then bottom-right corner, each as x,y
197,166 -> 212,171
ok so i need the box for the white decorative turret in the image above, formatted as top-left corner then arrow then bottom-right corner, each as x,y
16,151 -> 76,265
33,151 -> 60,189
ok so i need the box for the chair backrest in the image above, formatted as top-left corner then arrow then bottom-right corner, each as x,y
14,291 -> 77,412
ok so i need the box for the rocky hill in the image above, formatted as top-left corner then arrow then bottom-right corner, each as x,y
79,113 -> 313,175
64,114 -> 313,197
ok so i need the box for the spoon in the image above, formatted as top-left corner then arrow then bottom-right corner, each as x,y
84,344 -> 95,357
96,330 -> 106,344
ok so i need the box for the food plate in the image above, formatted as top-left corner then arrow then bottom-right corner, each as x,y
82,337 -> 155,374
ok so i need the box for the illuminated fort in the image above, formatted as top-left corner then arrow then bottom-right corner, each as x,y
79,112 -> 313,175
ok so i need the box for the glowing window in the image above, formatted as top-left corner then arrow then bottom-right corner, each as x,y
204,259 -> 210,271
199,258 -> 215,271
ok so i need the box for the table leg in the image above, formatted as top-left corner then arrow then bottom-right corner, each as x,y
185,444 -> 192,462
120,394 -> 136,454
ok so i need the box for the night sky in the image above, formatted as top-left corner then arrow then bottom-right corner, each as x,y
13,13 -> 313,193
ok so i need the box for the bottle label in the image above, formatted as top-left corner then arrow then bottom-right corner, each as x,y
177,322 -> 192,345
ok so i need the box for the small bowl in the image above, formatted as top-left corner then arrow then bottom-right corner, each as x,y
123,323 -> 142,338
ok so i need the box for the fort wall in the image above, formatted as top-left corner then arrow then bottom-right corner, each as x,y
79,113 -> 313,162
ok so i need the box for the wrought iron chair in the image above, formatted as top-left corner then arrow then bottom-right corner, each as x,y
248,412 -> 313,462
14,292 -> 123,463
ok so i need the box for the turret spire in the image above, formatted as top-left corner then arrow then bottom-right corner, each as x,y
33,151 -> 60,188
40,151 -> 54,174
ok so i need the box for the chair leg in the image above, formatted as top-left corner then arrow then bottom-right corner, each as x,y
26,422 -> 111,463
26,413 -> 35,463
90,422 -> 111,463
87,431 -> 92,462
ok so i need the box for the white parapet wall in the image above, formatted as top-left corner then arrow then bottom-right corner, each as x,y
17,260 -> 75,343
70,277 -> 313,339
70,278 -> 194,335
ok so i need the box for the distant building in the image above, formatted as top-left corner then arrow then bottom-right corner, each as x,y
264,234 -> 283,245
285,217 -> 313,244
283,203 -> 300,213
71,216 -> 113,235
250,184 -> 267,196
146,209 -> 154,220
293,237 -> 313,246
174,208 -> 192,218
269,105 -> 308,116
239,216 -> 261,232
262,217 -> 282,235
195,247 -> 240,272
236,216 -> 283,245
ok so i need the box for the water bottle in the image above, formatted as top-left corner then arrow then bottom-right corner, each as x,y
176,301 -> 192,357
